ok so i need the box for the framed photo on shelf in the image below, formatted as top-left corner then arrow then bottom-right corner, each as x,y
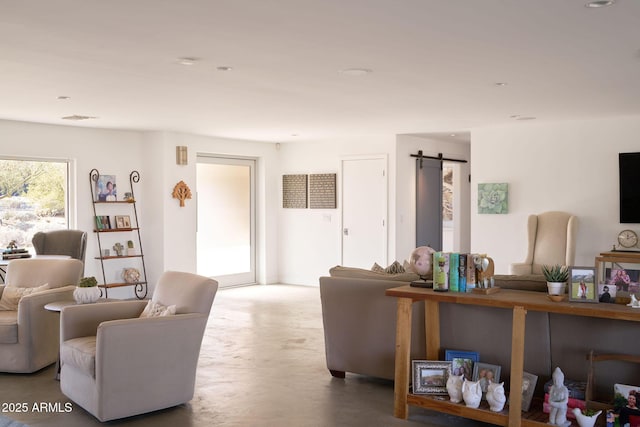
95,174 -> 117,202
569,266 -> 598,302
114,215 -> 131,229
597,283 -> 617,303
520,371 -> 538,412
412,360 -> 451,395
472,362 -> 501,394
445,349 -> 479,381
95,215 -> 111,230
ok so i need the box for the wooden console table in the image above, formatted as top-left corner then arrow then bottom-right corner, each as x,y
385,286 -> 640,427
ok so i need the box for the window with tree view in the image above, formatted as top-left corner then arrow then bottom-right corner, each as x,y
0,158 -> 69,250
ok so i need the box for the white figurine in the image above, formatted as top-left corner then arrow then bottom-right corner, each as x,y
486,381 -> 506,412
446,373 -> 464,403
548,367 -> 571,427
462,378 -> 482,409
627,294 -> 640,308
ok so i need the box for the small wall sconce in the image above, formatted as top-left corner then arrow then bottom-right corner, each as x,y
176,146 -> 188,165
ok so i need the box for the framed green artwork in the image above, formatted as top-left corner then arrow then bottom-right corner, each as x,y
478,183 -> 508,214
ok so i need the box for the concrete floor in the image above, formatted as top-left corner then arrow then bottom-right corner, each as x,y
0,284 -> 489,427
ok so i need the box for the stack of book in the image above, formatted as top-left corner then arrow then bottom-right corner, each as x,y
542,379 -> 587,419
2,248 -> 32,260
432,252 -> 478,292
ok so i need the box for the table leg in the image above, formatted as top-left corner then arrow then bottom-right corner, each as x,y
508,305 -> 527,427
393,297 -> 413,419
425,300 -> 440,360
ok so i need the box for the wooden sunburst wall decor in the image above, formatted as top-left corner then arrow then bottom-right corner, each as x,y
172,180 -> 192,207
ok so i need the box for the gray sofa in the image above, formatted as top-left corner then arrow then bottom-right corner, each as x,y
320,267 -> 640,399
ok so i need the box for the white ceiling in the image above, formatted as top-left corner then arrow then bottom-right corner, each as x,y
1,0 -> 639,144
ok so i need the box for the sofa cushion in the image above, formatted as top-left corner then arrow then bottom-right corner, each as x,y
329,265 -> 419,282
61,336 -> 97,378
0,311 -> 18,344
493,274 -> 547,292
0,283 -> 50,311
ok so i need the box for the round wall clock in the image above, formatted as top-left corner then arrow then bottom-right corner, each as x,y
618,229 -> 638,248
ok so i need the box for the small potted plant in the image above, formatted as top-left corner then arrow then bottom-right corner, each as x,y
542,264 -> 569,296
73,276 -> 101,304
126,240 -> 135,256
572,407 -> 602,427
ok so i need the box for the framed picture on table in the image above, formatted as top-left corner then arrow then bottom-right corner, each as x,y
445,349 -> 479,381
412,360 -> 451,395
569,266 -> 598,303
472,362 -> 501,394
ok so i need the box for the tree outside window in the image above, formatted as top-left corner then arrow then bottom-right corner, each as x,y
0,159 -> 68,250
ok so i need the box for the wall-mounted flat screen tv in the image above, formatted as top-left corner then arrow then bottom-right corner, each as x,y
620,152 -> 640,223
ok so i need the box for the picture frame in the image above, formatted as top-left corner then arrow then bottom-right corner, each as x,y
597,283 -> 617,303
412,360 -> 451,395
95,215 -> 111,230
472,362 -> 501,394
520,371 -> 538,412
569,266 -> 598,303
114,215 -> 131,229
95,174 -> 117,202
445,350 -> 479,381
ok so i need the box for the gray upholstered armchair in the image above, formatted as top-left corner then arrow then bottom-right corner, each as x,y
32,229 -> 88,264
0,258 -> 83,373
510,211 -> 578,275
59,271 -> 218,422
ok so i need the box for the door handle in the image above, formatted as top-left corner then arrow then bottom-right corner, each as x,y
343,228 -> 349,236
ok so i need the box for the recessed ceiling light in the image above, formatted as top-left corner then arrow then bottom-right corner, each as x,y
510,115 -> 521,119
61,115 -> 97,121
494,82 -> 508,87
176,57 -> 199,66
586,0 -> 615,7
515,116 -> 537,121
450,133 -> 457,137
339,68 -> 373,76
216,66 -> 233,71
57,96 -> 70,100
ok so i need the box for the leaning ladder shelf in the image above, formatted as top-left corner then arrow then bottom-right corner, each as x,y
90,169 -> 148,299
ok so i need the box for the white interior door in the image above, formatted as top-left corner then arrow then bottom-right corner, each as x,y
341,156 -> 387,268
196,156 -> 256,287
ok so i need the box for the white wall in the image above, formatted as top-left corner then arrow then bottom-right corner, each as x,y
471,115 -> 640,273
0,119 -> 145,298
277,136 -> 397,285
0,120 -> 280,297
142,131 -> 280,286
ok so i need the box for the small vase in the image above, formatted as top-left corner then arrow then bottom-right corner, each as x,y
73,286 -> 101,304
547,282 -> 566,295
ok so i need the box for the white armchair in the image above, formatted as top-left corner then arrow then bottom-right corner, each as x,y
0,258 -> 83,373
510,211 -> 578,275
59,271 -> 218,422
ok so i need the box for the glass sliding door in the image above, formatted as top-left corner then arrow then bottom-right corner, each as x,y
196,156 -> 256,287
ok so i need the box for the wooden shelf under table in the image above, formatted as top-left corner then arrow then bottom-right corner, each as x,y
385,286 -> 640,427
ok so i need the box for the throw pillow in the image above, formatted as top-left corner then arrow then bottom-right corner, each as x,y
371,263 -> 386,273
385,260 -> 405,274
0,283 -> 50,311
139,300 -> 177,318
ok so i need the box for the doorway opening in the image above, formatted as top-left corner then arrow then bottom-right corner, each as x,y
196,155 -> 256,287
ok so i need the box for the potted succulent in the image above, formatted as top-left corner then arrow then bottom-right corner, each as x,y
572,408 -> 602,427
73,276 -> 101,304
542,264 -> 569,295
126,240 -> 135,256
